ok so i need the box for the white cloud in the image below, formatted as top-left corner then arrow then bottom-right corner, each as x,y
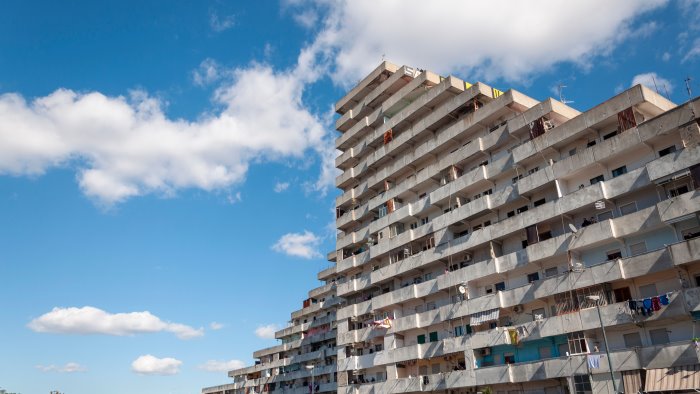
683,38 -> 700,62
209,322 -> 224,330
193,58 -> 225,87
209,11 -> 236,32
131,355 -> 182,376
662,52 -> 671,61
28,306 -> 203,340
631,72 -> 674,94
274,181 -> 290,193
198,359 -> 246,372
255,323 -> 280,339
272,230 -> 322,259
36,362 -> 87,373
289,0 -> 668,85
0,63 -> 327,205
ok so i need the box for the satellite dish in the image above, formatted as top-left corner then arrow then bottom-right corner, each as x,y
458,285 -> 467,294
568,223 -> 578,233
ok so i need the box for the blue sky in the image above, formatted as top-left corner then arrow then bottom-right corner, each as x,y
0,1 -> 699,393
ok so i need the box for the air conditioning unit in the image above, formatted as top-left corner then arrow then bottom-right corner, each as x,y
479,347 -> 492,356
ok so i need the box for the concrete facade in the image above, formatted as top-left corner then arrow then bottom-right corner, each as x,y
203,61 -> 700,394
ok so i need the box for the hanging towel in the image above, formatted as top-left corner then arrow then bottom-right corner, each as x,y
508,329 -> 519,345
652,296 -> 661,311
643,298 -> 652,309
628,300 -> 637,314
659,293 -> 670,305
587,354 -> 601,369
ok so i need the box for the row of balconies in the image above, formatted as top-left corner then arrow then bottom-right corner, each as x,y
335,97 -> 698,256
231,349 -> 331,377
512,84 -> 678,166
253,330 -> 337,358
335,61 -> 399,116
335,65 -> 416,133
335,83 -> 522,190
308,282 -> 336,299
290,296 -> 342,320
274,312 -> 336,340
336,72 -> 460,151
335,144 -> 700,287
338,341 -> 698,394
227,364 -> 338,390
337,234 -> 700,330
336,69 -> 440,166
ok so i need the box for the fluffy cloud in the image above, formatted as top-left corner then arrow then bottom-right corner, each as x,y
198,359 -> 246,372
36,362 -> 87,373
209,322 -> 224,330
289,0 -> 668,85
274,181 -> 290,193
28,306 -> 203,340
272,230 -> 322,258
131,355 -> 182,376
254,323 -> 280,339
0,64 -> 327,205
193,58 -> 225,87
631,72 -> 674,94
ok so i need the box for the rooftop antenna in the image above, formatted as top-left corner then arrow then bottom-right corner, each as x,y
381,53 -> 386,62
557,83 -> 574,105
685,76 -> 693,99
651,75 -> 660,95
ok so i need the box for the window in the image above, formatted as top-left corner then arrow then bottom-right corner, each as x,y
483,220 -> 491,227
426,301 -> 436,310
619,202 -> 637,215
603,131 -> 618,140
507,210 -> 515,218
573,374 -> 593,394
424,272 -> 432,281
612,165 -> 627,177
417,334 -> 426,344
539,346 -> 552,359
504,353 -> 515,364
521,239 -> 529,249
669,184 -> 690,197
527,272 -> 540,283
614,287 -> 632,302
378,204 -> 388,218
623,332 -> 643,348
545,267 -> 558,278
587,140 -> 597,147
495,282 -> 506,292
410,222 -> 418,230
649,328 -> 670,345
569,148 -> 577,156
589,175 -> 605,185
528,166 -> 539,175
629,241 -> 647,256
639,283 -> 658,298
454,325 -> 464,337
465,325 -> 472,335
517,205 -> 529,214
512,175 -> 523,184
606,249 -> 622,260
597,210 -> 614,221
532,308 -> 546,320
421,217 -> 430,225
567,332 -> 588,354
429,331 -> 438,342
431,363 -> 440,374
533,198 -> 546,207
659,145 -> 677,157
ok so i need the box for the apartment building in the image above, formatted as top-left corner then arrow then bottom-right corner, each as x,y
332,61 -> 700,394
203,61 -> 700,394
202,261 -> 341,394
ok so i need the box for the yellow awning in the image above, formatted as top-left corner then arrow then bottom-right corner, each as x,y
645,364 -> 700,392
622,370 -> 642,394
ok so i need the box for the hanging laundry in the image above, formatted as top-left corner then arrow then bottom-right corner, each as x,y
643,298 -> 652,310
587,354 -> 601,369
628,299 -> 637,314
652,296 -> 661,311
659,293 -> 670,305
508,329 -> 519,345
